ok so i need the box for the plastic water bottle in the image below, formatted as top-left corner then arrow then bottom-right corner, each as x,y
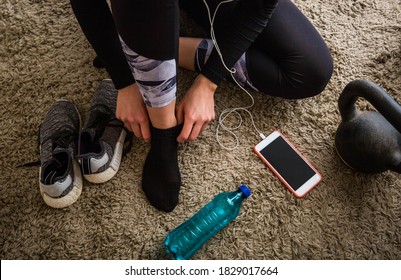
164,184 -> 251,260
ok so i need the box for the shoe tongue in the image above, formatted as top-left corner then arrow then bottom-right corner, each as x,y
78,127 -> 108,156
42,148 -> 70,184
81,128 -> 97,143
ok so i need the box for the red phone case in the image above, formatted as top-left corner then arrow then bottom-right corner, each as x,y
253,130 -> 321,198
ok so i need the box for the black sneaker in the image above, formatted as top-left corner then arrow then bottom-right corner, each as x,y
39,100 -> 83,208
77,79 -> 131,183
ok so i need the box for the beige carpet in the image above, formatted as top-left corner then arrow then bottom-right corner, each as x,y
1,0 -> 400,260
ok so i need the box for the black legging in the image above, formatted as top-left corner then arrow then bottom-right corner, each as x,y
111,0 -> 180,61
180,0 -> 333,98
71,0 -> 333,99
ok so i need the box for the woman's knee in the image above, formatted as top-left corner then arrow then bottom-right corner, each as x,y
245,45 -> 333,99
299,52 -> 334,98
275,52 -> 333,99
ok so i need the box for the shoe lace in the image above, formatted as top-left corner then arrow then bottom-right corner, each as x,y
49,129 -> 78,150
17,127 -> 78,168
86,104 -> 133,156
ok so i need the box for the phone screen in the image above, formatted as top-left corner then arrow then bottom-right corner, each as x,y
259,136 -> 316,191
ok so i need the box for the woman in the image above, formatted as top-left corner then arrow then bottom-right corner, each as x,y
69,0 -> 333,212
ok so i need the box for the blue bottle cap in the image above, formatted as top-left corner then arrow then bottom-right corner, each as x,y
239,184 -> 251,198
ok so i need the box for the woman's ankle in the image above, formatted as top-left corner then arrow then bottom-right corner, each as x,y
147,101 -> 178,129
151,117 -> 177,129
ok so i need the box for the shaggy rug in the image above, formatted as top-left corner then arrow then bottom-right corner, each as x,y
1,0 -> 400,260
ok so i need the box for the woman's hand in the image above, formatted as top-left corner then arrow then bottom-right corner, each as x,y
116,83 -> 151,142
176,74 -> 217,143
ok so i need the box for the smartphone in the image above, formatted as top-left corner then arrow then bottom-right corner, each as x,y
253,130 -> 322,198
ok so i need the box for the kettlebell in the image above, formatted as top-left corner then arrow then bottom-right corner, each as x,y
335,79 -> 401,173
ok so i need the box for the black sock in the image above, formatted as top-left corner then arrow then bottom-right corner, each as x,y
142,124 -> 182,212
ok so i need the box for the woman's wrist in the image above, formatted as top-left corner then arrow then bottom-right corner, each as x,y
196,74 -> 218,93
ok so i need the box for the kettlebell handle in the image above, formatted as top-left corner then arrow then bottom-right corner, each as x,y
339,80 -> 401,133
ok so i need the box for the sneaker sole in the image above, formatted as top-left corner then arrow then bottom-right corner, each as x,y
39,160 -> 83,208
83,130 -> 126,184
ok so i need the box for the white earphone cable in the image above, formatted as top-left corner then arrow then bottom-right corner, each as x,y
202,0 -> 265,150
